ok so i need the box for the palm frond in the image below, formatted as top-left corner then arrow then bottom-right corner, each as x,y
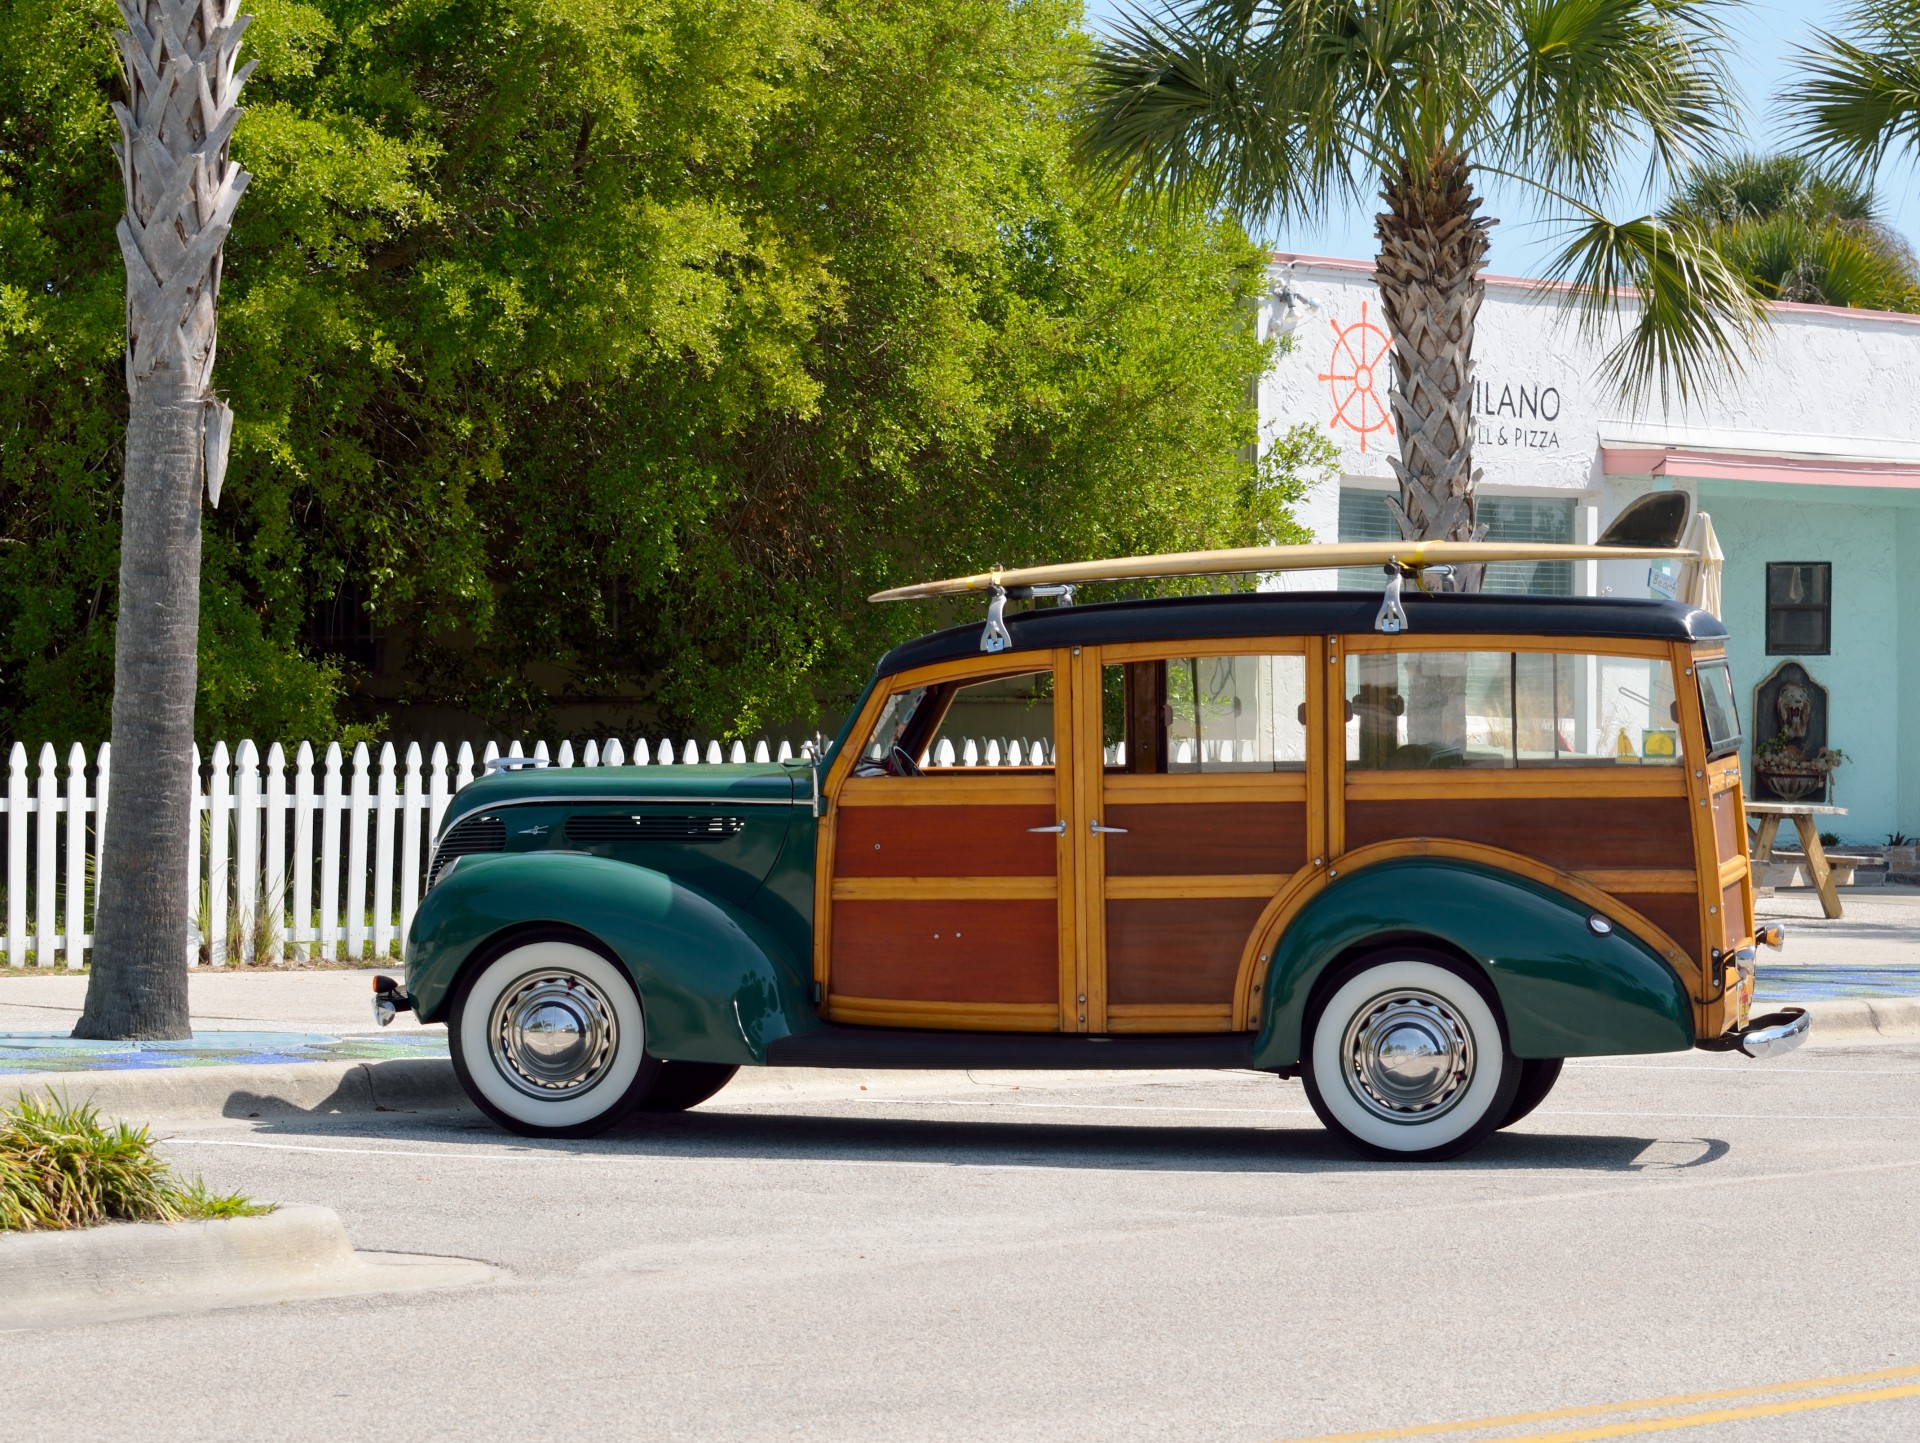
1542,210 -> 1768,407
1785,0 -> 1920,179
1494,0 -> 1739,197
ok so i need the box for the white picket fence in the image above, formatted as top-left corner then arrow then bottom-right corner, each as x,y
0,728 -> 1110,970
0,734 -> 818,970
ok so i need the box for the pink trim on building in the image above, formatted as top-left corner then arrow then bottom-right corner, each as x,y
1601,446 -> 1920,490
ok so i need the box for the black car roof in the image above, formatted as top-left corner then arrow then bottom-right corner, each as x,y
876,590 -> 1728,678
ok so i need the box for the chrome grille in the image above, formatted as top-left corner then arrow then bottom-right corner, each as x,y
564,814 -> 747,845
426,812 -> 506,888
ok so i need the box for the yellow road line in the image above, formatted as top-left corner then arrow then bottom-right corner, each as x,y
1275,1363 -> 1920,1442
1499,1381 -> 1920,1441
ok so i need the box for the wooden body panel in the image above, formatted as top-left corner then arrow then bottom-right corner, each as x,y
1611,892 -> 1706,966
1342,796 -> 1696,872
833,803 -> 1057,877
830,900 -> 1058,1003
1103,803 -> 1308,876
1105,897 -> 1268,1006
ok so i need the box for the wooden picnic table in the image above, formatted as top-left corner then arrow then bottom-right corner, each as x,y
1747,801 -> 1848,919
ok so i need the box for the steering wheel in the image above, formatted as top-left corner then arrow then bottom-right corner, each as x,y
889,744 -> 924,777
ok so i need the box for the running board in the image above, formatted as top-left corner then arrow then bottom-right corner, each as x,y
765,1026 -> 1257,1070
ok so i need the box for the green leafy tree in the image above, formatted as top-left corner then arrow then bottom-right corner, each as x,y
1,0 -> 1320,744
1076,0 -> 1767,586
1665,152 -> 1920,311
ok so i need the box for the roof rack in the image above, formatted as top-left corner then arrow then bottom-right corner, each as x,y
869,541 -> 1699,649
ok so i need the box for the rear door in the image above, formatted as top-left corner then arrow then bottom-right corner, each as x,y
1080,642 -> 1323,1032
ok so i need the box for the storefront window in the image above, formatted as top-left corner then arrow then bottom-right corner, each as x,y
1337,490 -> 1576,595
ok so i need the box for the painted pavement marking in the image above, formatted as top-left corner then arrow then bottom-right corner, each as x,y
1272,1363 -> 1920,1442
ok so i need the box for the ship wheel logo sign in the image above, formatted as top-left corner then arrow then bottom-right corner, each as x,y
1316,302 -> 1395,452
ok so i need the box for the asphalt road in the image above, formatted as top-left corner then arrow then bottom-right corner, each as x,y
5,1046 -> 1920,1443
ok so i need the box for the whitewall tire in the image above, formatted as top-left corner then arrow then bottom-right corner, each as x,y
449,936 -> 661,1138
1301,954 -> 1519,1162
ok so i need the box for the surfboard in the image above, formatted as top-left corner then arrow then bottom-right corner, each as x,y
868,541 -> 1698,603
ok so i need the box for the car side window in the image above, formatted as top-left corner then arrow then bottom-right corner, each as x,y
1101,655 -> 1308,773
1344,651 -> 1682,769
856,670 -> 1055,774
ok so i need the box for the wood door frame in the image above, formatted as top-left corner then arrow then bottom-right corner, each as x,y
813,648 -> 1077,1031
1080,639 -> 1324,1033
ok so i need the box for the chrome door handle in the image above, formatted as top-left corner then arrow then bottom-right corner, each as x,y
1027,820 -> 1067,834
1089,821 -> 1128,835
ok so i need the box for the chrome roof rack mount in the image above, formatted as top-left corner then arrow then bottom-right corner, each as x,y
980,580 -> 1075,653
1373,561 -> 1453,635
483,754 -> 552,775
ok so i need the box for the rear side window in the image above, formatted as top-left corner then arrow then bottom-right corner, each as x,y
1344,651 -> 1683,768
1696,660 -> 1742,759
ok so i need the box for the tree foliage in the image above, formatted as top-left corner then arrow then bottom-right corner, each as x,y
1664,152 -> 1920,312
1075,0 -> 1769,409
0,0 -> 1318,744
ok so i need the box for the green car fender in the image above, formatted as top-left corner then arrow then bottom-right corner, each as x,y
1250,858 -> 1694,1068
404,852 -> 814,1065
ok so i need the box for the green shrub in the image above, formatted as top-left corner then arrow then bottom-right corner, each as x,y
0,1095 -> 268,1232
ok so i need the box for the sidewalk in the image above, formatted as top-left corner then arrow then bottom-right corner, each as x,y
1754,884 -> 1920,1002
0,968 -> 440,1078
2,886 -> 1916,1082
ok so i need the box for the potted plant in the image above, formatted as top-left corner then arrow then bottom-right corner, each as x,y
1753,735 -> 1846,804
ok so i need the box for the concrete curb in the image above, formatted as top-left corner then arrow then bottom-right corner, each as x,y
1790,995 -> 1920,1044
1,1057 -> 463,1121
0,1057 -> 1160,1122
5,994 -> 1916,1123
0,1204 -> 497,1329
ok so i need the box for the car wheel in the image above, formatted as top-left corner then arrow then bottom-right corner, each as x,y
1301,952 -> 1521,1162
450,935 -> 661,1138
638,1061 -> 740,1113
1499,1057 -> 1564,1130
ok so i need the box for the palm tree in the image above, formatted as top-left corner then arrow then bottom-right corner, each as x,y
1667,153 -> 1920,312
1786,1 -> 1920,217
74,0 -> 251,1040
1077,0 -> 1765,578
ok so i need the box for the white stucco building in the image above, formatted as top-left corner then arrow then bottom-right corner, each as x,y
1258,254 -> 1920,842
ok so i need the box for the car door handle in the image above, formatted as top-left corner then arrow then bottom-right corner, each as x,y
1027,820 -> 1067,834
1089,821 -> 1128,835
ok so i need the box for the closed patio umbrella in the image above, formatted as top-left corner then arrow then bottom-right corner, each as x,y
1684,511 -> 1724,617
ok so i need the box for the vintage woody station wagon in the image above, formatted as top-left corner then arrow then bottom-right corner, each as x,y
387,538 -> 1808,1160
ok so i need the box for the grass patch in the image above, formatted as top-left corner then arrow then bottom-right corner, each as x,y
0,1095 -> 270,1233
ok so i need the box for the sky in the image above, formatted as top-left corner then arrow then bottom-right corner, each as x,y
1077,1 -> 1917,279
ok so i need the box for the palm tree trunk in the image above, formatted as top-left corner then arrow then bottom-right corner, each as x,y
74,0 -> 251,1040
77,371 -> 206,1038
1375,150 -> 1493,591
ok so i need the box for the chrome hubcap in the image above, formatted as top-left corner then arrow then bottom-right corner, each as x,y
488,969 -> 618,1099
1342,988 -> 1474,1122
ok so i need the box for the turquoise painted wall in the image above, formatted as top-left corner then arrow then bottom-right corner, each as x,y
1699,483 -> 1916,844
1901,508 -> 1920,840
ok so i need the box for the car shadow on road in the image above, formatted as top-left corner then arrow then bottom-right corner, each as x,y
221,1103 -> 1732,1175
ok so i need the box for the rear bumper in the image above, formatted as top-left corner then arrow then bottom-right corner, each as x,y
1697,1007 -> 1811,1060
